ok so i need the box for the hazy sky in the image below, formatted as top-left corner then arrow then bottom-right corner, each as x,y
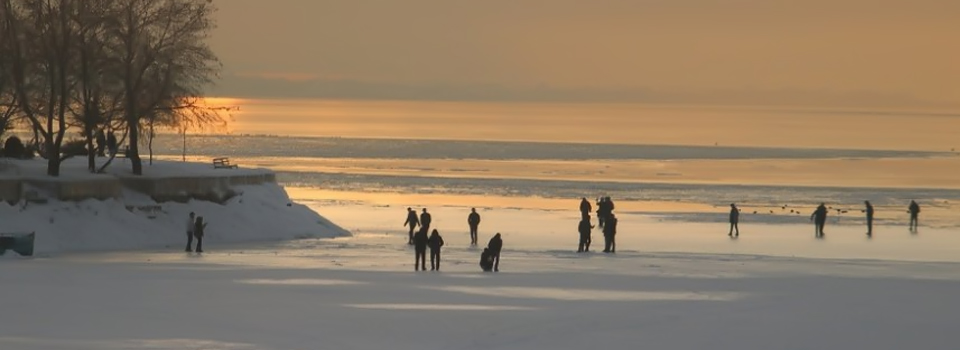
209,0 -> 959,108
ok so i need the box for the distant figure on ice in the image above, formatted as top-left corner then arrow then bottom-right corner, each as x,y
578,214 -> 594,252
403,207 -> 419,245
810,203 -> 828,237
193,216 -> 208,253
603,214 -> 618,253
413,227 -> 429,271
467,208 -> 481,245
580,197 -> 592,217
185,212 -> 196,252
106,129 -> 118,157
596,197 -> 611,228
479,248 -> 495,272
420,208 -> 432,234
487,233 -> 503,272
728,203 -> 740,237
864,201 -> 874,236
428,229 -> 445,271
908,200 -> 920,232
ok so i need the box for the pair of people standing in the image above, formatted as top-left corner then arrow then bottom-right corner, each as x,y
581,197 -> 616,253
185,212 -> 208,253
404,208 -> 432,245
413,228 -> 444,271
480,233 -> 502,272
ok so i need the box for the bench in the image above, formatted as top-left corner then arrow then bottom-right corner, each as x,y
213,157 -> 238,169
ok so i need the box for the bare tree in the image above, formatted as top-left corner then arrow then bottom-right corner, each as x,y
1,0 -> 77,176
107,0 -> 220,175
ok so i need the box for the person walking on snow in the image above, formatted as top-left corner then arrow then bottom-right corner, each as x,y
487,233 -> 503,272
578,214 -> 594,252
428,229 -> 445,271
864,201 -> 874,236
403,207 -> 419,245
811,203 -> 828,237
603,214 -> 618,253
467,208 -> 481,245
193,216 -> 208,253
908,200 -> 920,232
185,212 -> 196,252
729,203 -> 740,237
420,208 -> 432,234
413,227 -> 429,271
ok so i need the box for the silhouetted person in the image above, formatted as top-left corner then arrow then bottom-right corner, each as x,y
420,208 -> 432,234
864,201 -> 874,236
428,229 -> 445,271
811,203 -> 828,237
194,216 -> 207,253
479,248 -> 494,272
908,200 -> 920,232
403,207 -> 419,245
578,214 -> 594,252
597,197 -> 609,228
467,208 -> 481,245
185,212 -> 196,252
729,203 -> 740,236
487,233 -> 503,272
95,129 -> 106,157
413,227 -> 428,271
580,197 -> 592,217
603,214 -> 618,253
106,130 -> 118,157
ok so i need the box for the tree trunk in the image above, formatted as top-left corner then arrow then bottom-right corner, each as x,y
148,119 -> 154,165
86,127 -> 96,172
181,129 -> 186,162
130,121 -> 142,175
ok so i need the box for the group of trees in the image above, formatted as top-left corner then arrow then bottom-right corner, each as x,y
0,0 -> 225,176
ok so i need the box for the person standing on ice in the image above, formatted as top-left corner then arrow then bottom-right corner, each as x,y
467,208 -> 481,245
403,207 -> 419,245
603,213 -> 618,253
579,197 -> 592,217
811,203 -> 828,237
864,201 -> 874,236
487,233 -> 503,272
420,208 -> 432,234
193,216 -> 208,253
728,203 -> 740,237
428,229 -> 445,271
185,212 -> 196,252
908,200 -> 920,232
413,227 -> 429,271
578,214 -> 594,252
596,197 -> 608,228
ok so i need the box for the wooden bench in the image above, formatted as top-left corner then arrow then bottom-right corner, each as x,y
213,157 -> 238,169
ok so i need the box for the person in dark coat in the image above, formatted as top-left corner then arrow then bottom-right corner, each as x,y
467,208 -> 481,245
403,207 -> 419,245
603,214 -> 618,253
420,208 -> 432,234
185,212 -> 196,252
428,229 -> 445,271
596,197 -> 608,228
193,216 -> 207,253
106,130 -> 118,157
908,200 -> 920,232
413,227 -> 429,271
811,203 -> 828,237
479,248 -> 494,272
95,129 -> 106,157
728,203 -> 740,237
864,201 -> 874,236
578,214 -> 594,252
487,233 -> 503,272
579,197 -> 592,217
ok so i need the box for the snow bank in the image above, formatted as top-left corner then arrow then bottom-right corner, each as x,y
0,159 -> 348,255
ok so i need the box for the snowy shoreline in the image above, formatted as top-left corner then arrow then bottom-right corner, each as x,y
0,159 -> 348,255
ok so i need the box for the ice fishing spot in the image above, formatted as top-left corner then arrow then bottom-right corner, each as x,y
344,303 -> 536,311
431,286 -> 743,302
236,278 -> 367,286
